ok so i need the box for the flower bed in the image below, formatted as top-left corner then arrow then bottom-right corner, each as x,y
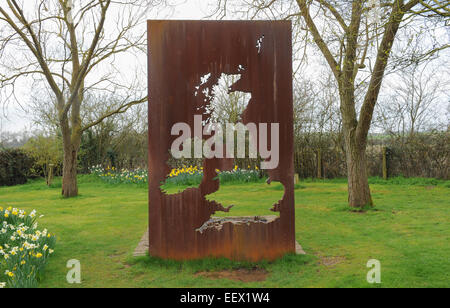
0,206 -> 56,288
89,165 -> 263,186
89,165 -> 148,184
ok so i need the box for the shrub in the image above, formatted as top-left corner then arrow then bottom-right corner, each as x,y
0,149 -> 35,186
22,135 -> 63,178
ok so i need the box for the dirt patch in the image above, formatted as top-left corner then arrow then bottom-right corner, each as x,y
108,251 -> 126,259
349,207 -> 380,214
318,256 -> 346,267
350,210 -> 368,214
195,268 -> 268,282
425,185 -> 436,190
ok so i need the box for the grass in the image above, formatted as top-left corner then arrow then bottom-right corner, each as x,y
0,175 -> 448,288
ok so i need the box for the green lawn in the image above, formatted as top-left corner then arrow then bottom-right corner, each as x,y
0,175 -> 448,288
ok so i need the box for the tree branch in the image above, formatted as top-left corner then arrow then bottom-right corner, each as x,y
81,96 -> 147,132
0,2 -> 62,98
315,0 -> 349,31
296,0 -> 341,79
64,0 -> 111,115
357,0 -> 421,144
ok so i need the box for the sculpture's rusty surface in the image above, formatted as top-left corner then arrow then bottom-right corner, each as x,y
148,20 -> 295,261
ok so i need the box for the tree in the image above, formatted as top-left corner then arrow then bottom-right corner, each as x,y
297,0 -> 450,207
213,0 -> 449,207
0,0 -> 165,197
376,61 -> 449,137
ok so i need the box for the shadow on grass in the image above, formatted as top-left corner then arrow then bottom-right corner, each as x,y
127,253 -> 315,275
334,203 -> 382,214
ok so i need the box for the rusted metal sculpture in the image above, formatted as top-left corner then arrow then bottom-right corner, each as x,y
148,20 -> 295,261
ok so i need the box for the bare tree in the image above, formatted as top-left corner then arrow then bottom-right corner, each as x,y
213,0 -> 449,207
0,0 -> 166,197
376,61 -> 449,136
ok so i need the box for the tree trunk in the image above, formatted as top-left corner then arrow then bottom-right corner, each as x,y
62,142 -> 79,198
60,112 -> 81,198
340,87 -> 373,208
344,136 -> 373,208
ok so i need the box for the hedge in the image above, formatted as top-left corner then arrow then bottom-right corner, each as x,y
0,149 -> 35,186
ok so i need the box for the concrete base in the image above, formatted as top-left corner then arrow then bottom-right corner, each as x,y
133,229 -> 149,257
295,241 -> 306,255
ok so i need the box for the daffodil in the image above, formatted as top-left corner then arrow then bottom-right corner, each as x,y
5,271 -> 14,278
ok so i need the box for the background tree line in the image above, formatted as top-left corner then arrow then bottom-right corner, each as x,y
2,54 -> 448,182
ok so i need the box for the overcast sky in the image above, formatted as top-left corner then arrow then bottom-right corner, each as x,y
0,0 -> 448,134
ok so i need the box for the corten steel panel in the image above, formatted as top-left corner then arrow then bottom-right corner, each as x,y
148,20 -> 295,261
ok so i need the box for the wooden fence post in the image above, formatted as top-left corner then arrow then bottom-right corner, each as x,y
294,173 -> 300,185
47,163 -> 54,186
317,148 -> 322,179
382,147 -> 388,180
